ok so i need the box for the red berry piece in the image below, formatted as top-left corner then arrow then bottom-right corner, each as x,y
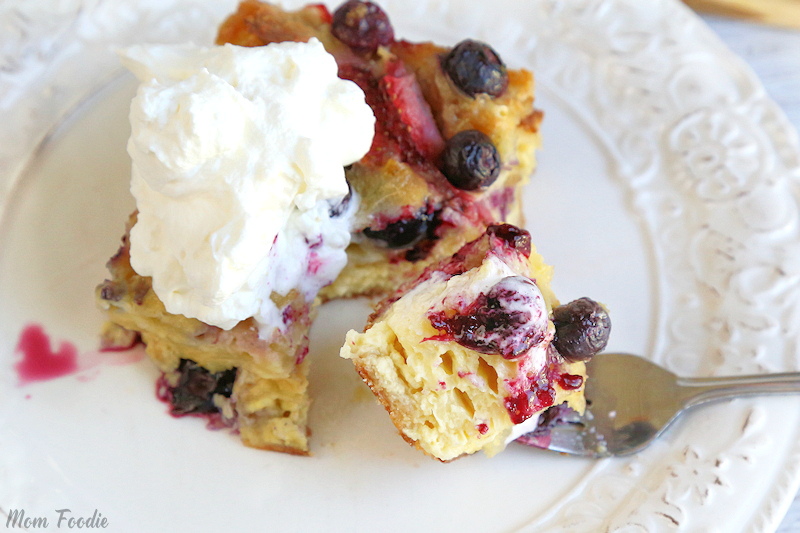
558,373 -> 584,390
331,0 -> 394,53
486,224 -> 531,257
339,62 -> 444,166
552,298 -> 611,362
441,130 -> 501,191
504,390 -> 535,425
442,39 -> 508,97
379,64 -> 445,161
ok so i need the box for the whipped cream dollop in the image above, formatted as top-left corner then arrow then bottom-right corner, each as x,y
120,39 -> 374,331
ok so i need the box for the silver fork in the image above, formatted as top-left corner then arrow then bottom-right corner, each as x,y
517,352 -> 800,458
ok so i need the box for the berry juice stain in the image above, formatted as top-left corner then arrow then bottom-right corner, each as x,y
14,323 -> 78,385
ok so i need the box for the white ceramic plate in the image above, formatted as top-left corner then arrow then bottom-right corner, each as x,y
2,0 -> 800,531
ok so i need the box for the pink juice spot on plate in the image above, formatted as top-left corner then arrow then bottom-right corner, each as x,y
13,323 -> 145,387
14,323 -> 78,385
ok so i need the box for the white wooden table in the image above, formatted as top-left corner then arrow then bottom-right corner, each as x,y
700,14 -> 800,533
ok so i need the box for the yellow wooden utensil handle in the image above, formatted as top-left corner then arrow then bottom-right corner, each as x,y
684,0 -> 800,29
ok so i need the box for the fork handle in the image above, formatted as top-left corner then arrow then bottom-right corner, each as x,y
677,373 -> 800,408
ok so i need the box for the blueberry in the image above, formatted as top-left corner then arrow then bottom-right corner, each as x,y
214,368 -> 237,398
486,224 -> 531,256
429,276 -> 548,359
441,130 -> 501,191
363,210 -> 432,249
170,359 -> 237,415
331,0 -> 394,52
552,298 -> 611,362
442,39 -> 508,97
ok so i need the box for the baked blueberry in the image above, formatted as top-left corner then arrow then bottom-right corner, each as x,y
441,130 -> 501,191
331,0 -> 394,52
171,359 -> 237,415
442,39 -> 508,97
363,211 -> 432,249
429,276 -> 548,359
552,298 -> 611,362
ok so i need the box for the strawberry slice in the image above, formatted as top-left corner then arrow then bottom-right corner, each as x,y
379,61 -> 445,162
339,60 -> 444,169
307,3 -> 332,25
